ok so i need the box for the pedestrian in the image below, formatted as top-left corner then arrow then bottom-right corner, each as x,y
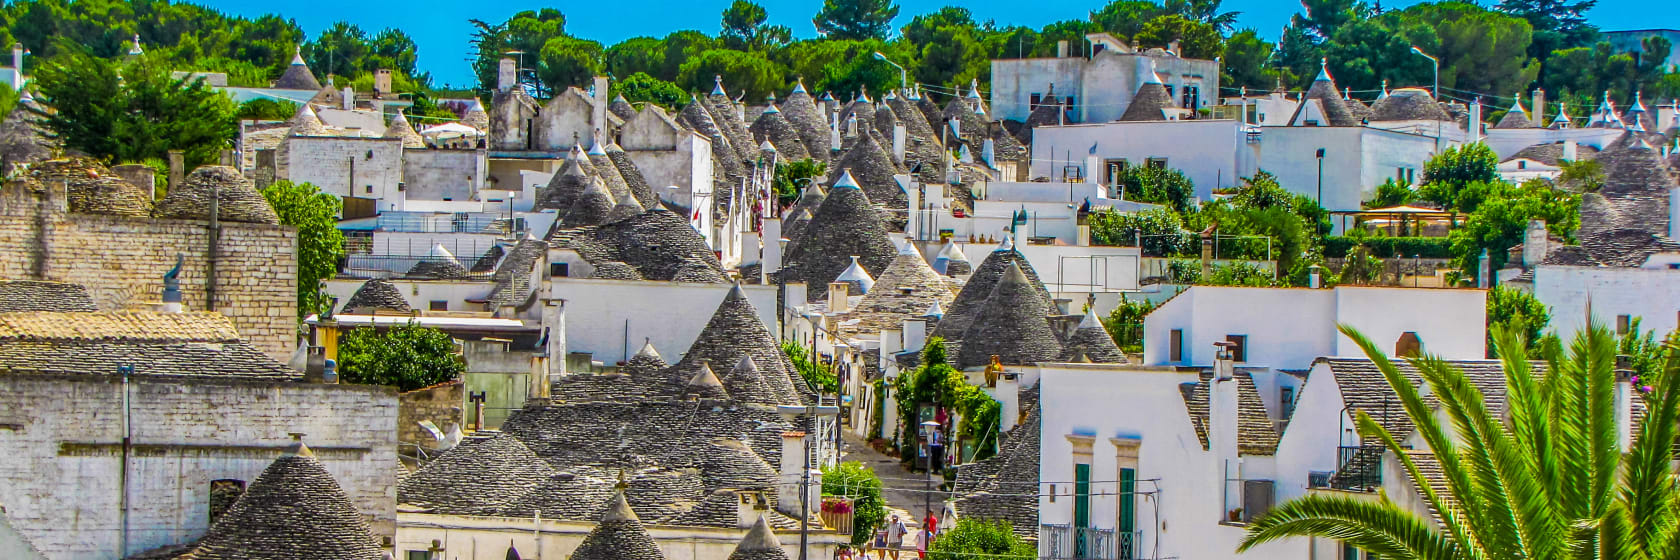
885,515 -> 908,560
927,429 -> 945,473
922,511 -> 939,542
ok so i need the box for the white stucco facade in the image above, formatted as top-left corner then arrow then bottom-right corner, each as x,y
1532,263 -> 1680,343
546,278 -> 802,367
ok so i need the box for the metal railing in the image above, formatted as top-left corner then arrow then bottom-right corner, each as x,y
1041,525 -> 1141,560
1330,445 -> 1384,491
340,255 -> 497,281
376,213 -> 510,234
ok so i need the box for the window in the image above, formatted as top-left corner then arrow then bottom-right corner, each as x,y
1030,93 -> 1043,109
1164,84 -> 1175,98
1074,463 -> 1092,557
1406,168 -> 1416,183
1518,160 -> 1528,170
1146,158 -> 1168,170
365,184 -> 374,194
1169,329 -> 1183,362
428,300 -> 448,311
1105,159 -> 1130,185
1118,467 -> 1137,552
1617,315 -> 1631,335
1181,84 -> 1201,109
1395,332 -> 1422,357
550,262 -> 569,277
209,479 -> 246,525
1280,386 -> 1296,419
1397,168 -> 1407,182
406,552 -> 432,560
1225,335 -> 1247,362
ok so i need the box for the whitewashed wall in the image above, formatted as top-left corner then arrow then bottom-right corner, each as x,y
1534,265 -> 1680,343
547,279 -> 802,366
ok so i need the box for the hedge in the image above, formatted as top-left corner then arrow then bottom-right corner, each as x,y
1323,236 -> 1454,258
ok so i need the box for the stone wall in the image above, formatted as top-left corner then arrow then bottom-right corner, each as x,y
285,136 -> 405,199
0,184 -> 298,360
0,375 -> 398,559
401,149 -> 486,202
397,379 -> 463,451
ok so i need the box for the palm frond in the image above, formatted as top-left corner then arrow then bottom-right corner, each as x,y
1238,494 -> 1462,560
1622,338 -> 1680,558
1355,410 -> 1481,558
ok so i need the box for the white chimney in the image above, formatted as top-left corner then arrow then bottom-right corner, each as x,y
1563,140 -> 1579,161
882,328 -> 903,365
592,75 -> 610,142
497,57 -> 517,92
777,431 -> 820,517
828,282 -> 850,313
1522,219 -> 1548,267
10,43 -> 20,76
1211,342 -> 1241,512
830,116 -> 842,151
374,69 -> 393,95
902,318 -> 927,354
1532,89 -> 1546,127
1057,40 -> 1070,58
1085,153 -> 1103,188
543,299 -> 567,379
892,124 -> 907,164
341,86 -> 353,111
763,218 -> 783,283
997,371 -> 1021,432
1468,99 -> 1482,142
1615,358 -> 1635,452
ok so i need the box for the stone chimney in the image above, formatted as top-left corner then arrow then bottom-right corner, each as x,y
167,150 -> 184,192
592,75 -> 610,143
828,282 -> 850,313
374,69 -> 393,95
1210,341 -> 1240,508
1167,40 -> 1181,55
892,123 -> 907,164
112,164 -> 156,200
1468,99 -> 1482,142
498,58 -> 517,92
735,491 -> 770,529
1057,40 -> 1070,58
777,431 -> 819,517
543,299 -> 567,380
341,86 -> 354,111
1563,140 -> 1578,161
1532,89 -> 1546,128
1522,219 -> 1547,268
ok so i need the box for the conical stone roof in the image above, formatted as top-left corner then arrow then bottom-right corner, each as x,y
153,166 -> 278,224
728,516 -> 790,560
288,105 -> 332,137
957,262 -> 1062,369
408,244 -> 471,279
1058,312 -> 1127,364
1120,81 -> 1176,122
589,261 -> 645,280
873,102 -> 900,140
537,157 -> 593,212
683,361 -> 730,400
844,244 -> 958,335
566,209 -> 728,282
180,439 -> 383,560
606,143 -> 661,208
605,189 -> 647,224
610,95 -> 639,122
827,132 -> 907,217
708,86 -> 757,163
1288,64 -> 1357,126
934,242 -> 1056,340
780,82 -> 832,164
785,172 -> 897,302
718,356 -> 779,405
567,492 -> 667,560
26,158 -> 152,217
587,146 -> 634,202
887,92 -> 937,145
385,111 -> 425,148
682,97 -> 747,184
666,285 -> 806,405
273,51 -> 323,90
463,99 -> 491,131
563,178 -> 618,227
749,106 -> 811,161
0,94 -> 55,175
834,255 -> 876,295
343,278 -> 411,313
397,433 -> 557,515
623,339 -> 666,375
1369,89 -> 1452,122
1494,96 -> 1534,129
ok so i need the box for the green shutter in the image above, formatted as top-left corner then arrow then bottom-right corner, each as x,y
1075,463 -> 1091,558
1119,467 -> 1136,559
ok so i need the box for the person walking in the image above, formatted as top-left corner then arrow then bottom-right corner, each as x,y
927,429 -> 945,473
885,515 -> 908,560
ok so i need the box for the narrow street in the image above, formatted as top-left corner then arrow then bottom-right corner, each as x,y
840,431 -> 942,536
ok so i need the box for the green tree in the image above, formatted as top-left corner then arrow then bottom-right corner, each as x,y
782,340 -> 839,393
721,0 -> 792,51
660,31 -> 719,81
261,180 -> 345,320
337,322 -> 465,391
914,22 -> 989,89
1223,29 -> 1290,91
774,159 -> 828,206
1486,285 -> 1551,358
1448,180 -> 1580,283
1617,317 -> 1675,382
812,0 -> 901,41
782,39 -> 912,98
304,21 -> 371,80
235,98 -> 299,121
1419,143 -> 1501,208
537,35 -> 604,91
612,72 -> 688,107
1090,0 -> 1168,40
468,9 -> 568,95
1088,207 -> 1192,255
1114,165 -> 1195,214
1556,158 -> 1604,193
1165,0 -> 1240,32
1368,178 -> 1417,209
822,461 -> 886,546
928,519 -> 1037,560
29,46 -> 236,169
1102,296 -> 1157,354
1231,170 -> 1294,211
605,37 -> 667,80
677,48 -> 785,101
892,339 -> 1002,462
1133,14 -> 1226,60
1243,322 -> 1680,560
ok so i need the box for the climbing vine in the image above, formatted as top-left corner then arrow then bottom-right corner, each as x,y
892,338 -> 1002,466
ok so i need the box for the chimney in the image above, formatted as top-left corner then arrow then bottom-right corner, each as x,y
1477,249 -> 1490,288
735,491 -> 769,528
374,69 -> 393,95
762,218 -> 783,283
882,327 -> 903,366
341,86 -> 353,111
1308,264 -> 1323,289
1200,229 -> 1214,278
1563,140 -> 1578,161
1057,40 -> 1070,58
303,345 -> 326,382
1167,40 -> 1181,55
828,282 -> 850,313
1211,341 -> 1241,508
1532,89 -> 1546,128
997,371 -> 1021,432
112,164 -> 156,200
777,431 -> 818,517
892,124 -> 907,164
498,58 -> 517,92
1522,219 -> 1547,267
167,150 -> 184,192
830,115 -> 842,151
592,75 -> 610,142
10,43 -> 20,73
902,317 -> 927,353
543,299 -> 567,380
981,137 -> 996,167
1468,99 -> 1482,142
322,358 -> 339,384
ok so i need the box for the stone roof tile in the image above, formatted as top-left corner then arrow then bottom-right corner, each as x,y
0,281 -> 98,312
179,440 -> 384,560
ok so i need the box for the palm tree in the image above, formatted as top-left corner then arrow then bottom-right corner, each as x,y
1239,322 -> 1680,560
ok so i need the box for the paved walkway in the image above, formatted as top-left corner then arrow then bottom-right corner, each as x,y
840,431 -> 940,533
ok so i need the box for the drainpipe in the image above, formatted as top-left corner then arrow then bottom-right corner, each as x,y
118,363 -> 134,558
533,509 -> 542,560
206,181 -> 220,311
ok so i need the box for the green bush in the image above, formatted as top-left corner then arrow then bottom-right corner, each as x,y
1322,236 -> 1454,258
337,323 -> 464,391
928,518 -> 1037,560
822,461 -> 885,546
783,341 -> 839,393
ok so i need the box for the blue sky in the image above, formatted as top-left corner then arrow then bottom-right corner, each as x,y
195,0 -> 1677,88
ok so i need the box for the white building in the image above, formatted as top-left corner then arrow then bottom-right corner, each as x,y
990,33 -> 1220,124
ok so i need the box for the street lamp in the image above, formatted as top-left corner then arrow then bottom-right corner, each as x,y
873,52 -> 907,93
779,403 -> 842,560
1409,46 -> 1439,100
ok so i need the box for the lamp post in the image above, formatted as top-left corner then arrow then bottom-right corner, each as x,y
1315,148 -> 1325,206
873,52 -> 907,93
1409,46 -> 1439,100
920,419 -> 940,525
779,403 -> 841,560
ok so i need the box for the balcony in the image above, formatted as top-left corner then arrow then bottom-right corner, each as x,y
1041,525 -> 1142,560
